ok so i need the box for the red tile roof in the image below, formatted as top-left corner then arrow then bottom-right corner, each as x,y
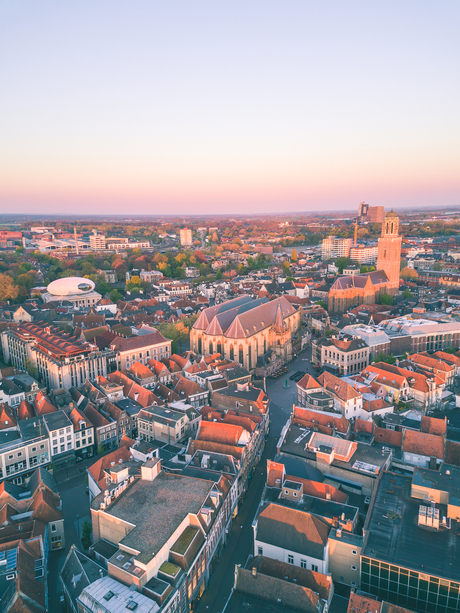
354,418 -> 373,434
293,406 -> 349,435
267,460 -> 285,487
347,592 -> 382,613
317,371 -> 361,401
17,399 -> 34,421
33,391 -> 57,416
285,474 -> 348,503
296,374 -> 321,391
88,446 -> 132,490
403,429 -> 444,459
198,421 -> 245,446
0,403 -> 17,430
374,427 -> 403,447
188,439 -> 243,460
420,415 -> 447,436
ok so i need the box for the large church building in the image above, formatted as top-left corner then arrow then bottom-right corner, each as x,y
190,295 -> 300,370
328,211 -> 402,315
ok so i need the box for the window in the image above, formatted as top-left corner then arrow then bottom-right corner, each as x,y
300,559 -> 307,569
51,523 -> 56,532
311,564 -> 318,572
288,555 -> 294,564
258,547 -> 263,556
60,445 -> 65,452
352,549 -> 357,555
351,565 -> 357,571
17,452 -> 22,458
53,447 -> 58,455
40,444 -> 45,450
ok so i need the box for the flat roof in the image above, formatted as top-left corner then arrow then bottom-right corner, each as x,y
78,576 -> 159,613
92,472 -> 213,564
363,471 -> 460,582
281,424 -> 390,477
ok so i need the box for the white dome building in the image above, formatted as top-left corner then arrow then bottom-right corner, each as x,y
43,276 -> 101,307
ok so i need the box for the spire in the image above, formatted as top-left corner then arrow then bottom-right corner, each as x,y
274,299 -> 285,334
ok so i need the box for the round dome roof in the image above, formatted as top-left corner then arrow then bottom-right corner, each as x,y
47,277 -> 95,296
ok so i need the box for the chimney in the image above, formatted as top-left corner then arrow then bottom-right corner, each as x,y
141,458 -> 161,481
252,566 -> 257,577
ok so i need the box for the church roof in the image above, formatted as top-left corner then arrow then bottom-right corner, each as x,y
331,270 -> 389,291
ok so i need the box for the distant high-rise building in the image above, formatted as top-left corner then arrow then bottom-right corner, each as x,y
89,229 -> 106,251
321,236 -> 353,260
180,228 -> 193,247
368,206 -> 385,223
358,202 -> 385,224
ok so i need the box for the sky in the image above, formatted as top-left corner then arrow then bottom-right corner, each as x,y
0,1 -> 459,216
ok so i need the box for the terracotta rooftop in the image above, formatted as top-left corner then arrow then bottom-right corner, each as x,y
317,371 -> 361,401
403,429 -> 444,460
420,415 -> 447,436
198,421 -> 245,446
296,373 -> 321,391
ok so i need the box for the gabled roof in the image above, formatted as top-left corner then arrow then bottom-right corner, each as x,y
317,371 -> 361,402
403,429 -> 444,459
0,403 -> 17,430
197,421 -> 245,446
296,373 -> 321,392
293,406 -> 349,434
373,427 -> 403,448
188,439 -> 243,460
87,447 -> 132,490
17,399 -> 35,421
33,391 -> 57,416
256,503 -> 329,559
420,415 -> 447,436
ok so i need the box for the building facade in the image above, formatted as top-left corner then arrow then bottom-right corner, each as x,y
190,295 -> 300,371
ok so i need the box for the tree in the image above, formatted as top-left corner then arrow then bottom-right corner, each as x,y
433,262 -> 442,271
291,248 -> 298,263
335,257 -> 351,274
81,520 -> 92,549
110,289 -> 123,303
97,443 -> 105,455
126,275 -> 141,292
374,352 -> 396,364
400,267 -> 418,280
215,269 -> 223,280
402,289 -> 413,300
378,294 -> 393,305
0,274 -> 19,302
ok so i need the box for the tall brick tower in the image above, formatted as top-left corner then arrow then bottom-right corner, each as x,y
376,211 -> 402,295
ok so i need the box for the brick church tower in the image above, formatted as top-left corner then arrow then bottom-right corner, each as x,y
376,211 -> 402,295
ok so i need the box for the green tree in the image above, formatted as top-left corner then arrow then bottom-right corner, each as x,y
110,289 -> 123,303
335,257 -> 351,274
402,289 -> 413,300
81,520 -> 92,549
97,443 -> 105,455
374,352 -> 396,364
215,269 -> 223,280
378,294 -> 393,305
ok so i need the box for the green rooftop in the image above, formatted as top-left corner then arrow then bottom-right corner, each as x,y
170,526 -> 200,556
159,561 -> 181,578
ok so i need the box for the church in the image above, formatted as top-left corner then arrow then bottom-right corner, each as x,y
328,211 -> 402,315
190,295 -> 300,370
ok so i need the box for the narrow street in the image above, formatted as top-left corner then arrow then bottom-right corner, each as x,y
193,435 -> 276,613
48,456 -> 96,611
